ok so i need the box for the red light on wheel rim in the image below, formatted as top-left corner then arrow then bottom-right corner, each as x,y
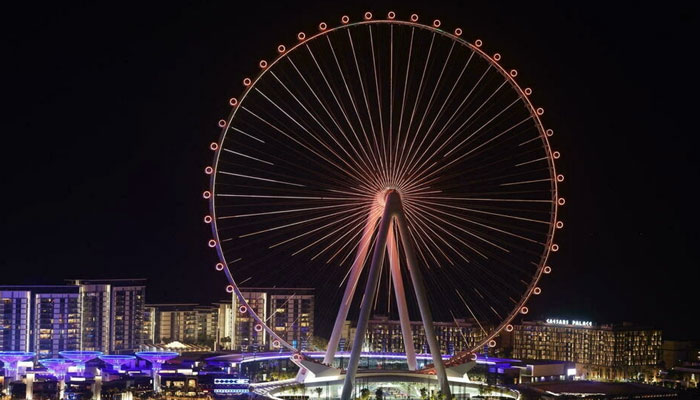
524,88 -> 532,95
202,191 -> 211,199
410,14 -> 419,22
533,287 -> 542,295
454,28 -> 462,36
297,32 -> 306,41
557,174 -> 565,182
551,244 -> 559,252
255,324 -> 263,332
319,22 -> 327,31
208,239 -> 217,248
537,107 -> 545,115
209,142 -> 218,151
239,305 -> 247,314
218,119 -> 226,128
488,339 -> 496,347
493,53 -> 501,61
387,11 -> 395,20
556,221 -> 564,229
474,39 -> 483,47
546,128 -> 554,136
341,15 -> 349,24
272,340 -> 281,348
553,151 -> 561,159
226,285 -> 234,293
510,69 -> 518,77
243,78 -> 252,86
259,60 -> 268,69
521,306 -> 529,314
544,266 -> 552,274
505,324 -> 514,332
205,166 -> 213,175
277,45 -> 286,53
364,12 -> 372,20
215,263 -> 224,271
433,19 -> 441,28
558,197 -> 566,206
204,215 -> 213,224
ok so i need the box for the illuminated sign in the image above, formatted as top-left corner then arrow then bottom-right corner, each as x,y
546,318 -> 593,327
567,368 -> 577,376
214,378 -> 249,385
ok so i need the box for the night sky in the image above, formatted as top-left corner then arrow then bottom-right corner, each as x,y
2,2 -> 698,339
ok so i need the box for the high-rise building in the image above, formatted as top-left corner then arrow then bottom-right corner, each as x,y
145,304 -> 218,347
510,319 -> 662,380
214,298 -> 235,350
68,279 -> 146,354
346,315 -> 488,355
230,288 -> 315,352
269,289 -> 314,350
1,286 -> 82,357
0,290 -> 31,351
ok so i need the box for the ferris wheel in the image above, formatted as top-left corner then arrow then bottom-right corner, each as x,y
203,11 -> 562,398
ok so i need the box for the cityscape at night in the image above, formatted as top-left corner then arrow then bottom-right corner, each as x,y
2,2 -> 698,400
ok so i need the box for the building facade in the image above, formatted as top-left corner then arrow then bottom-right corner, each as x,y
68,279 -> 146,354
1,280 -> 146,356
346,315 -> 488,355
510,319 -> 662,380
144,304 -> 218,348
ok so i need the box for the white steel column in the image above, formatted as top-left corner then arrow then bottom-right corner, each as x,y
324,214 -> 378,365
387,223 -> 418,371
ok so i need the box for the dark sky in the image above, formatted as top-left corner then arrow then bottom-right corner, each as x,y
2,2 -> 698,339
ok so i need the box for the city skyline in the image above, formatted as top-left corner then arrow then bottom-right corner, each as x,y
2,0 -> 698,346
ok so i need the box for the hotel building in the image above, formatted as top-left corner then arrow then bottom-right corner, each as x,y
346,315 -> 489,355
0,279 -> 146,356
509,319 -> 662,380
144,303 -> 218,346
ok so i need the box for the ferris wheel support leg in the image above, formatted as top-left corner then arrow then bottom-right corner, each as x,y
395,210 -> 451,399
340,204 -> 393,400
324,214 -> 378,365
387,223 -> 418,371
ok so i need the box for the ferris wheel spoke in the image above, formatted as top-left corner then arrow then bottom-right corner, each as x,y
258,205 -> 368,243
326,35 -> 383,177
311,216 -> 369,261
404,206 -> 471,264
241,105 -> 362,183
388,25 -> 395,183
402,216 -> 442,270
218,170 -> 305,187
253,88 -> 373,182
400,41 -> 464,181
398,64 -> 493,182
265,71 -> 378,185
516,156 -> 549,167
368,25 -> 388,182
404,207 -> 456,266
407,202 -> 510,253
412,198 -> 551,225
454,290 -> 487,335
442,96 -> 521,158
291,209 -> 371,257
406,115 -> 535,186
347,29 -> 386,184
222,148 -> 274,165
406,203 -> 488,259
217,203 -> 358,220
500,178 -> 552,187
289,54 -> 380,185
396,32 -> 436,182
230,126 -> 265,143
393,27 -> 416,183
409,200 -> 544,245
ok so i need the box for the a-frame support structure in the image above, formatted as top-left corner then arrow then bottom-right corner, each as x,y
323,190 -> 450,400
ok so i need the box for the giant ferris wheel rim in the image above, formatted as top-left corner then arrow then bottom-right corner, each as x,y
205,12 -> 562,356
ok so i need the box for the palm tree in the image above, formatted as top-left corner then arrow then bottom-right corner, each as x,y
315,387 -> 323,399
375,388 -> 384,400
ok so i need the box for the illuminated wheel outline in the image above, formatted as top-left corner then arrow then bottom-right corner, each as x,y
206,12 -> 563,356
